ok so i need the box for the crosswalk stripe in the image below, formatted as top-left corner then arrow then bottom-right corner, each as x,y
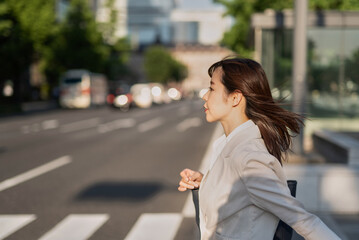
39,214 -> 109,240
124,213 -> 183,240
0,215 -> 36,240
0,156 -> 72,192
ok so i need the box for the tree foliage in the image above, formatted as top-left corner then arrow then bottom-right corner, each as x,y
44,0 -> 109,81
105,37 -> 131,81
0,1 -> 35,103
144,46 -> 187,84
216,0 -> 359,56
0,0 -> 130,108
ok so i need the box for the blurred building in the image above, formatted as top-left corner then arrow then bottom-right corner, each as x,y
56,0 -> 128,43
251,10 -> 359,119
126,0 -> 232,93
127,0 -> 174,48
171,45 -> 232,95
170,7 -> 231,45
92,0 -> 128,43
126,0 -> 231,48
53,0 -> 233,100
56,0 -> 231,47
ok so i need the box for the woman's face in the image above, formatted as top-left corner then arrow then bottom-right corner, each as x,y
202,68 -> 233,123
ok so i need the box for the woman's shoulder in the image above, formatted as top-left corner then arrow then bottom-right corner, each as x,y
229,138 -> 279,173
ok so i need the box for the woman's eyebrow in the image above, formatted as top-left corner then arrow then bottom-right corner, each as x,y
210,81 -> 215,85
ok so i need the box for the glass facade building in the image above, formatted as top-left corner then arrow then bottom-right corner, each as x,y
252,10 -> 359,119
252,10 -> 359,152
261,28 -> 359,118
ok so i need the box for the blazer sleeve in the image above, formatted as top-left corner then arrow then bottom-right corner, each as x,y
241,158 -> 341,240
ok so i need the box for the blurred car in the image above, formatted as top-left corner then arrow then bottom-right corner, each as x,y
148,82 -> 173,104
59,70 -> 108,109
107,82 -> 133,111
167,87 -> 182,101
130,83 -> 152,108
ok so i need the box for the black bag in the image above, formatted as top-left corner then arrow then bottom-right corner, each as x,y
191,180 -> 297,240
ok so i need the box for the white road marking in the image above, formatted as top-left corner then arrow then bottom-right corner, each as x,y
98,118 -> 136,133
21,125 -> 30,134
124,213 -> 182,240
176,117 -> 202,132
0,215 -> 36,240
0,156 -> 72,192
39,214 -> 109,240
22,119 -> 58,134
138,117 -> 164,133
21,123 -> 41,134
60,118 -> 100,133
42,119 -> 59,130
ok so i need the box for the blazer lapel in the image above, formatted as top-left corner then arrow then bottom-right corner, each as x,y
221,121 -> 262,158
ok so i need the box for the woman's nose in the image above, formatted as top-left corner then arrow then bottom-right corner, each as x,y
202,90 -> 209,101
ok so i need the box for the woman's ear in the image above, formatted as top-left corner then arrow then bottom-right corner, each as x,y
232,91 -> 242,107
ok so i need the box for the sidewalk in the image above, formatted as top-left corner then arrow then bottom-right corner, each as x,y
21,100 -> 58,112
287,153 -> 359,240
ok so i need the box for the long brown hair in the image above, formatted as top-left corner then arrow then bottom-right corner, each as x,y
208,57 -> 303,164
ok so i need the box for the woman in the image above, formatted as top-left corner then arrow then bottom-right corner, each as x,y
178,57 -> 340,240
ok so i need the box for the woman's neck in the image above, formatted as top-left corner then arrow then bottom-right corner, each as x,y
221,115 -> 250,136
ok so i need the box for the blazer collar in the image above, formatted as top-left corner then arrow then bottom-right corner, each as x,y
221,120 -> 262,158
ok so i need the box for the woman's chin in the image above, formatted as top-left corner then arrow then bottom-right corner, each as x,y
205,116 -> 215,123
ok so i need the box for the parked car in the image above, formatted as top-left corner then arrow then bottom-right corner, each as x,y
59,70 -> 108,109
130,83 -> 152,108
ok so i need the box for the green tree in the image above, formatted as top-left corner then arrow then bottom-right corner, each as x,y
0,0 -> 55,106
0,1 -> 33,107
345,48 -> 359,89
105,37 -> 131,81
216,0 -> 359,56
144,46 -> 187,84
7,0 -> 56,54
43,0 -> 109,82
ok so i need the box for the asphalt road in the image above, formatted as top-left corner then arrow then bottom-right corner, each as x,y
0,99 -> 215,240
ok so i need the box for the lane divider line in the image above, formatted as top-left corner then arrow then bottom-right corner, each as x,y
0,156 -> 72,192
138,117 -> 164,133
60,118 -> 100,133
124,213 -> 182,240
39,214 -> 109,240
98,118 -> 136,133
0,215 -> 36,240
21,119 -> 59,134
176,117 -> 202,132
42,119 -> 59,130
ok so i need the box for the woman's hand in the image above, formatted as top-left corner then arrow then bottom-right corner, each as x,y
178,168 -> 203,192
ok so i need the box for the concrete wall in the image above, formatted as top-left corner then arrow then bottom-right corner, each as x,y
284,164 -> 359,213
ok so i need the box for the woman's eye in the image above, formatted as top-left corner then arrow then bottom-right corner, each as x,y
209,87 -> 213,91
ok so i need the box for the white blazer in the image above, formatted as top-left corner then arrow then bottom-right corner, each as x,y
198,120 -> 340,240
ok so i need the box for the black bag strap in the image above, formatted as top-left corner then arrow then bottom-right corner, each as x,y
192,189 -> 200,229
273,180 -> 297,240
